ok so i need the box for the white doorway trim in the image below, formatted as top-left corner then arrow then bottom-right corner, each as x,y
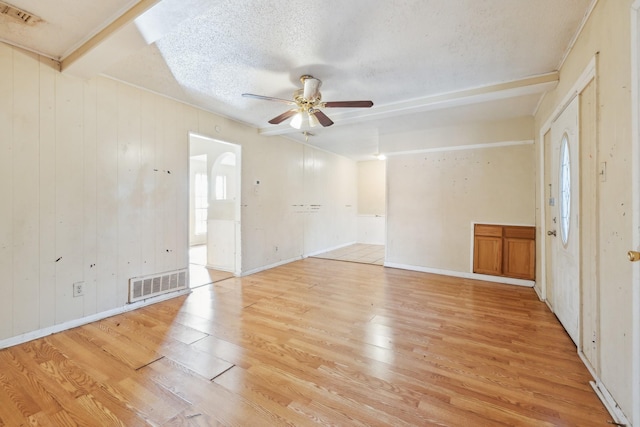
188,132 -> 242,277
630,1 -> 640,424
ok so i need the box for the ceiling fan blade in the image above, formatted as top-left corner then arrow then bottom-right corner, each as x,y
242,93 -> 296,105
268,109 -> 299,125
323,100 -> 374,108
310,109 -> 334,127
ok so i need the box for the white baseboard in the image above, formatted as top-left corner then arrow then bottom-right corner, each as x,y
533,284 -> 544,300
577,351 -> 630,426
241,256 -> 303,277
205,263 -> 234,273
305,241 -> 357,258
590,381 -> 630,426
0,288 -> 191,350
383,262 -> 535,287
241,241 -> 359,277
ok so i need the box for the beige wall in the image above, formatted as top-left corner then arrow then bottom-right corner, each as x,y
358,160 -> 386,215
386,142 -> 535,274
534,0 -> 634,420
381,116 -> 534,153
0,42 -> 356,343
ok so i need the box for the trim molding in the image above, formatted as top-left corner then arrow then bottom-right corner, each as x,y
241,256 -> 303,277
557,0 -> 600,70
630,1 -> 640,424
383,262 -> 535,288
0,289 -> 191,350
537,55 -> 597,304
304,241 -> 358,258
260,73 -> 558,136
385,139 -> 533,158
579,348 -> 631,425
60,0 -> 160,69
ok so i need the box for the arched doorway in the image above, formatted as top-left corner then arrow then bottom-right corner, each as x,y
189,133 -> 241,286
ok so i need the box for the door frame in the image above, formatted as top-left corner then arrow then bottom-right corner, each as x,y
188,132 -> 242,277
630,1 -> 640,423
538,56 -> 596,303
540,54 -> 633,425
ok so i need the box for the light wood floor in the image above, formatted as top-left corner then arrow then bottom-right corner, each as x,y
0,258 -> 611,426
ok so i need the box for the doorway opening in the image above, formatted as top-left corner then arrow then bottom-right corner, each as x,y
312,158 -> 386,266
189,133 -> 241,287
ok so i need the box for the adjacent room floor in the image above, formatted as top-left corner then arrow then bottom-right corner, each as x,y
189,244 -> 234,287
312,243 -> 384,265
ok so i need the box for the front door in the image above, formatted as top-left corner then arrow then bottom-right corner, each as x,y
547,96 -> 580,346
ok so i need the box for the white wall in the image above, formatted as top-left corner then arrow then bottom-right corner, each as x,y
386,142 -> 535,275
302,146 -> 358,256
189,156 -> 207,246
534,0 -> 635,421
358,160 -> 386,215
357,160 -> 386,244
0,42 -> 357,343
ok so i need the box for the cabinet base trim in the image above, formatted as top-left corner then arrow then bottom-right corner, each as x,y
384,262 -> 535,287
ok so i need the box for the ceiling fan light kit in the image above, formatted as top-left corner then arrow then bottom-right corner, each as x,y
242,75 -> 374,129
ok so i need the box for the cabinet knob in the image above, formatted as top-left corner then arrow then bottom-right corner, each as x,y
628,251 -> 640,262
547,230 -> 557,236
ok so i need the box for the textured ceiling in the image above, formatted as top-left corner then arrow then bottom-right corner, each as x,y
0,0 -> 594,160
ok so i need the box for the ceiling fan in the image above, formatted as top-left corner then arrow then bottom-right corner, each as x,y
242,75 -> 374,129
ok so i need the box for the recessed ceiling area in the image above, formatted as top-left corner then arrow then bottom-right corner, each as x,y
0,0 -> 595,160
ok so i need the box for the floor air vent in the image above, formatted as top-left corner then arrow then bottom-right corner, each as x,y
129,269 -> 188,303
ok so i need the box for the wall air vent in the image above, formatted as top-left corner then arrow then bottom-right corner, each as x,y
128,268 -> 188,303
0,1 -> 41,25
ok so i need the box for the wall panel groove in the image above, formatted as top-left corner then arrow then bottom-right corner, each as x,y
0,42 -> 14,339
0,40 -> 358,344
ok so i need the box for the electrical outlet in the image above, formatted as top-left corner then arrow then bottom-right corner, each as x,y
73,281 -> 84,297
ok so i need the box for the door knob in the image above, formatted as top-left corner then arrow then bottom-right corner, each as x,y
547,230 -> 557,236
628,251 -> 640,262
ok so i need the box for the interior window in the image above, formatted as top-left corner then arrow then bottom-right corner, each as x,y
215,175 -> 228,200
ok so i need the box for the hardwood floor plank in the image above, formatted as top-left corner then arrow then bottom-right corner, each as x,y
45,332 -> 186,425
141,358 -> 283,426
81,321 -> 163,369
0,348 -> 62,417
0,258 -> 612,426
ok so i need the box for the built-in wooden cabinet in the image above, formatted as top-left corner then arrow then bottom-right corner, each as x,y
473,224 -> 535,280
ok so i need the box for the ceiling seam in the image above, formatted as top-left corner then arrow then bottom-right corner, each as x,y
557,0 -> 600,71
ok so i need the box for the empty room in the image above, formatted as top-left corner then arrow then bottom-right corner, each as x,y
0,0 -> 639,425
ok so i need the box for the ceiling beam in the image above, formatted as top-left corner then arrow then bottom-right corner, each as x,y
61,0 -> 161,74
259,72 -> 559,136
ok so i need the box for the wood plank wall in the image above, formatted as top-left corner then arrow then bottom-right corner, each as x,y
0,45 -> 190,339
0,41 -> 358,343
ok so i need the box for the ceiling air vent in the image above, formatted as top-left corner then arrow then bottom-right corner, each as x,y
0,1 -> 41,25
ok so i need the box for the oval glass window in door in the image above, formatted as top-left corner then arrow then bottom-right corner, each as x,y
559,133 -> 571,245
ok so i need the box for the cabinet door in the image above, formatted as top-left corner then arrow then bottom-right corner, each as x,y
503,237 -> 535,280
473,235 -> 503,276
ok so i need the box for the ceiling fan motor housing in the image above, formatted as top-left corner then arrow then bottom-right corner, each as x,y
242,74 -> 373,128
